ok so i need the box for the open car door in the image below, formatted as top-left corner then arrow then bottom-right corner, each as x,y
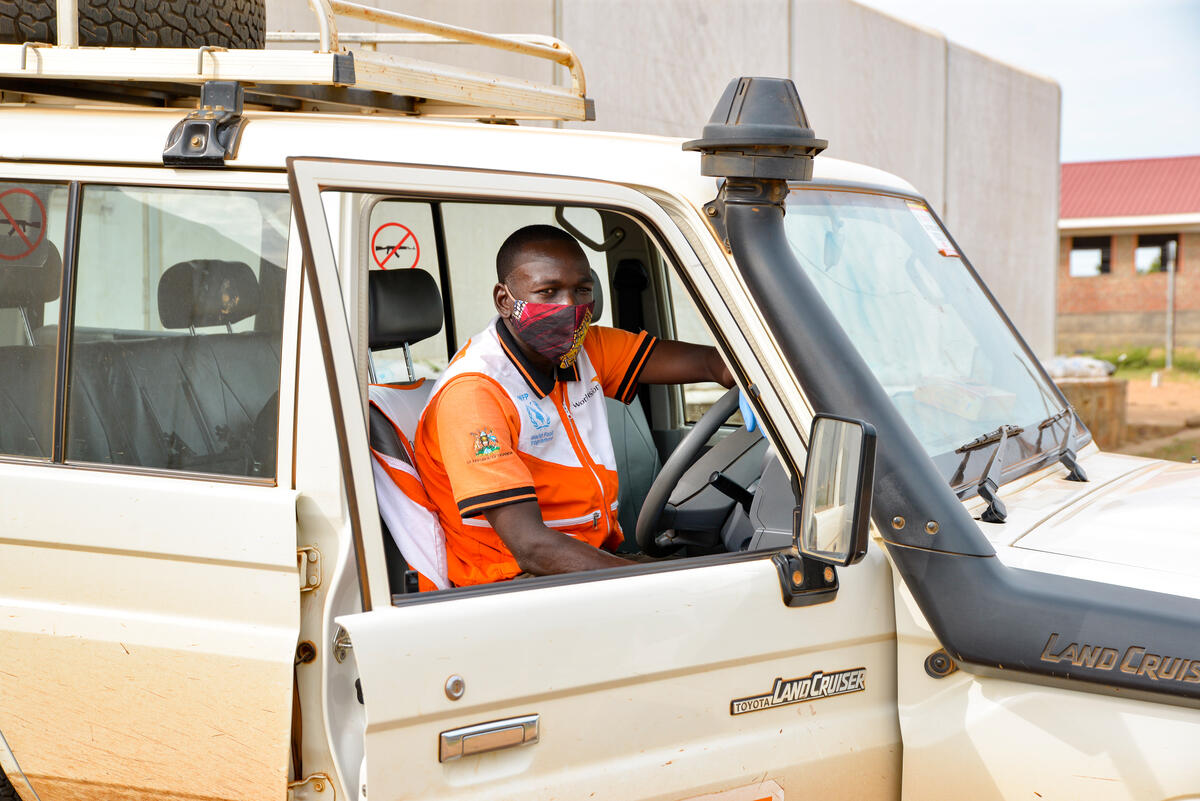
287,156 -> 902,801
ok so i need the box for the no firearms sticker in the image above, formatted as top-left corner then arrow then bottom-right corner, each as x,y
730,667 -> 866,716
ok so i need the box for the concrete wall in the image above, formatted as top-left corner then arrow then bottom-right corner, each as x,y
267,0 -> 1061,355
789,2 -> 948,213
943,44 -> 1061,359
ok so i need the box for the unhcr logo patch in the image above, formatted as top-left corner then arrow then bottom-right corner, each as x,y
730,667 -> 866,716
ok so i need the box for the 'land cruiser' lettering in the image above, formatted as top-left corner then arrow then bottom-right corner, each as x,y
1039,633 -> 1200,684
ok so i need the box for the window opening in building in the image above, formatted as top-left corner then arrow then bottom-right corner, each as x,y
1135,233 -> 1179,275
1068,236 -> 1111,277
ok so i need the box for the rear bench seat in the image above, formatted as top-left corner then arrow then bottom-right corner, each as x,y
0,243 -> 63,459
0,344 -> 55,458
65,260 -> 281,477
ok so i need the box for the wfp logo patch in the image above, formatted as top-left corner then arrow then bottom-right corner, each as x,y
525,399 -> 552,430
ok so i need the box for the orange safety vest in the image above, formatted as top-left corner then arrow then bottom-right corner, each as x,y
415,318 -> 655,586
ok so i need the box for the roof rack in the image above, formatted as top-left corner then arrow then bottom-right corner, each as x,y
0,0 -> 594,121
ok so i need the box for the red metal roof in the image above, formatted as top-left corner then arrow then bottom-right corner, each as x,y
1061,155 -> 1200,219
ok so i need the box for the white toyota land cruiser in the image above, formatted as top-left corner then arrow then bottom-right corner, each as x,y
1,3 -> 1197,801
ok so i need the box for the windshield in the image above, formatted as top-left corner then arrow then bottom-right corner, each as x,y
782,188 -> 1063,460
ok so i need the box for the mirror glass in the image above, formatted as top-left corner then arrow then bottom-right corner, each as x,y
799,417 -> 865,563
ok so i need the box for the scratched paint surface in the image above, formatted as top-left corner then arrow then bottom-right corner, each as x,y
0,467 -> 299,801
1,632 -> 292,801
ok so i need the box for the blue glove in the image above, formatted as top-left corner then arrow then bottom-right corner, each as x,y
738,388 -> 758,433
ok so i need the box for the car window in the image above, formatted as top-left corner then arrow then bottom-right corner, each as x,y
784,189 -> 1062,459
440,202 -> 613,347
668,268 -> 728,423
0,180 -> 69,459
668,268 -> 750,428
65,185 -> 289,477
366,200 -> 447,382
356,198 -> 617,382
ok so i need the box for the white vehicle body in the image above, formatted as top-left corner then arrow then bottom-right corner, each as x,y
0,17 -> 1197,801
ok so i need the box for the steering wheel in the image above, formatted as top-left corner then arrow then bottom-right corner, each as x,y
635,387 -> 741,556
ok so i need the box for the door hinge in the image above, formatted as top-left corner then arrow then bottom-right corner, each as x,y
287,773 -> 332,800
298,546 -> 322,593
333,626 -> 353,664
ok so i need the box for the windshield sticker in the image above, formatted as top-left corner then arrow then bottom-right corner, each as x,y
371,221 -> 420,269
906,201 -> 958,257
730,667 -> 865,715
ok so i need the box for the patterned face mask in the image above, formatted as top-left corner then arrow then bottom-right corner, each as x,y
507,296 -> 595,369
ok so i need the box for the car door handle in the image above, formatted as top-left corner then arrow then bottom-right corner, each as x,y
438,714 -> 540,762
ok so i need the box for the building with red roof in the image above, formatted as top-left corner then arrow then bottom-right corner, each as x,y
1058,155 -> 1200,352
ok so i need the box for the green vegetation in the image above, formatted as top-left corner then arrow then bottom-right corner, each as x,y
1088,346 -> 1200,380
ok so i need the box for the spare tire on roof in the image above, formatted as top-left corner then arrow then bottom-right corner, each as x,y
0,0 -> 265,49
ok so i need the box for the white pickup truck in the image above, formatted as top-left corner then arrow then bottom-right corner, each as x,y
0,3 -> 1197,801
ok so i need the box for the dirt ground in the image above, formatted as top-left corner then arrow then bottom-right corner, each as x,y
1126,378 -> 1200,427
1116,374 -> 1200,461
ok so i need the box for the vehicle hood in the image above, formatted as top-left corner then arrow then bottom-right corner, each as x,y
1011,455 -> 1200,581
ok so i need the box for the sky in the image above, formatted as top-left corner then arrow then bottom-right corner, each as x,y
853,0 -> 1200,163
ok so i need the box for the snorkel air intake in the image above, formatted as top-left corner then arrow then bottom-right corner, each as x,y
684,77 -> 1200,706
684,77 -> 826,180
682,77 -> 827,251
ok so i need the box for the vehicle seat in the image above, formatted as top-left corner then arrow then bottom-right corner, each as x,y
0,243 -> 62,459
591,270 -> 662,550
367,268 -> 442,428
67,259 -> 280,475
367,269 -> 449,593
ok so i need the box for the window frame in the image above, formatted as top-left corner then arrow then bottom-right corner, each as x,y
0,165 -> 300,488
287,157 -> 809,609
1134,232 -> 1179,275
347,190 -> 692,425
1069,234 -> 1112,278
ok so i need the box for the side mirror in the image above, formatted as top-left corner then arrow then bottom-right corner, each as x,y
795,415 -> 877,566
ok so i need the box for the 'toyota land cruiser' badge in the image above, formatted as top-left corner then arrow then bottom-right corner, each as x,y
730,667 -> 866,715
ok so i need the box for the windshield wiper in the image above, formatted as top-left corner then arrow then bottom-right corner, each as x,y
1037,407 -> 1088,482
953,423 -> 1024,523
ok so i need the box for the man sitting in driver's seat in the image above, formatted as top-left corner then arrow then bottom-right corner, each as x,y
415,225 -> 737,586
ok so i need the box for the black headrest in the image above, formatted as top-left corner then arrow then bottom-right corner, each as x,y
158,260 -> 259,329
0,241 -> 62,308
369,269 -> 442,350
590,269 -> 603,320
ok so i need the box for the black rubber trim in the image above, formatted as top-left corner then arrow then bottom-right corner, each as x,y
429,202 -> 457,359
51,180 -> 80,464
724,185 -> 1200,704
